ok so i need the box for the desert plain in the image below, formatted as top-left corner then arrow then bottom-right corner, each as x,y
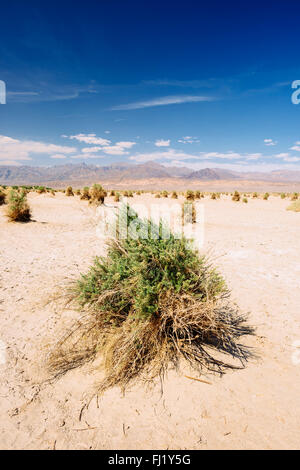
0,190 -> 300,450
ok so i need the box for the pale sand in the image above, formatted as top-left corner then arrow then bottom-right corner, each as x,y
0,192 -> 300,450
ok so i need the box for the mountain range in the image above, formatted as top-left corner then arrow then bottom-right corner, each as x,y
1,161 -> 300,187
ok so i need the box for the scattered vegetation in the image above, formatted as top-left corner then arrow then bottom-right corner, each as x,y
263,192 -> 269,200
114,192 -> 121,202
242,197 -> 248,204
49,206 -> 254,393
171,191 -> 178,199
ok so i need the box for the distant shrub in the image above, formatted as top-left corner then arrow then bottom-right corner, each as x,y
242,197 -> 248,203
90,184 -> 106,205
80,187 -> 91,200
171,191 -> 178,199
155,193 -> 161,198
287,200 -> 300,212
136,190 -> 141,195
110,190 -> 115,197
232,191 -> 240,202
280,193 -> 286,199
263,192 -> 269,200
114,192 -> 121,202
252,192 -> 258,198
66,186 -> 74,197
6,190 -> 31,222
162,190 -> 168,198
0,189 -> 6,205
195,190 -> 201,199
37,186 -> 46,194
185,190 -> 195,201
211,193 -> 217,200
291,192 -> 299,201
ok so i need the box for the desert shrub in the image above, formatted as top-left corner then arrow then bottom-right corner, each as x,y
6,190 -> 31,222
242,197 -> 248,204
291,192 -> 299,201
280,193 -> 286,199
123,190 -> 129,197
185,190 -> 195,201
171,191 -> 178,199
162,190 -> 168,198
110,190 -> 115,197
114,192 -> 121,202
0,189 -> 6,205
128,191 -> 134,198
80,187 -> 91,200
37,186 -> 46,194
136,190 -> 141,196
232,191 -> 240,202
252,192 -> 258,198
49,206 -> 254,393
287,200 -> 300,212
211,193 -> 217,200
66,186 -> 74,197
155,193 -> 161,198
89,184 -> 107,205
75,189 -> 81,196
51,190 -> 56,196
263,192 -> 269,200
182,201 -> 196,224
195,190 -> 201,199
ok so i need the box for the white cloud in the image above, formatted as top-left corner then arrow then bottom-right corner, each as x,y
178,136 -> 200,144
155,139 -> 170,147
69,133 -> 111,146
0,135 -> 76,161
111,95 -> 215,110
290,142 -> 300,152
82,146 -> 102,153
116,141 -> 136,149
264,138 -> 277,146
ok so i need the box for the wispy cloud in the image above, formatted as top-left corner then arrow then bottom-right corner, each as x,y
111,95 -> 215,110
264,138 -> 277,146
178,136 -> 200,144
155,139 -> 170,147
68,134 -> 111,146
0,135 -> 76,164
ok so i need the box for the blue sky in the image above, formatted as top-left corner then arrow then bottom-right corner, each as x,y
1,1 -> 300,172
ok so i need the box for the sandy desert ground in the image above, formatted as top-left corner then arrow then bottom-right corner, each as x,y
0,191 -> 300,450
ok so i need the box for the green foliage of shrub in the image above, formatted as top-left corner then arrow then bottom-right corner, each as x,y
49,205 -> 254,392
